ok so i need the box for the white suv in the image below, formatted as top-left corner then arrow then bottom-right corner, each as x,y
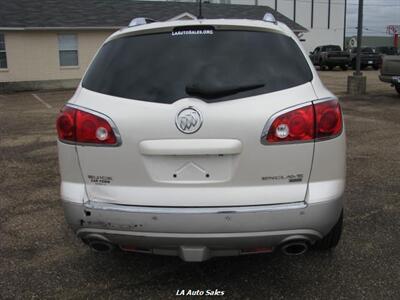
57,15 -> 346,262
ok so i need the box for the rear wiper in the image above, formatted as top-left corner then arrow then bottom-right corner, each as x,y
186,82 -> 265,98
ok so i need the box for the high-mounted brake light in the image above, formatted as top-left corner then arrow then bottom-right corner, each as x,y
262,99 -> 342,144
56,106 -> 120,145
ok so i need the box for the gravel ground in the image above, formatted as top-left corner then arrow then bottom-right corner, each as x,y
0,70 -> 399,299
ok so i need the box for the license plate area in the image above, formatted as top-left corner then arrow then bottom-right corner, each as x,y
142,154 -> 237,183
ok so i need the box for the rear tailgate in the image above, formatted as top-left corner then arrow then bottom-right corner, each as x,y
72,24 -> 317,207
382,55 -> 400,75
74,83 -> 317,207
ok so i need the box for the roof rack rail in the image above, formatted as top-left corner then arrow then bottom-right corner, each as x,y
262,13 -> 277,24
128,17 -> 156,27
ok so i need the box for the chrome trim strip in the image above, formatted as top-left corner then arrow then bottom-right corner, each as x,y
58,104 -> 122,147
312,96 -> 338,104
84,201 -> 307,214
175,106 -> 203,134
76,228 -> 321,239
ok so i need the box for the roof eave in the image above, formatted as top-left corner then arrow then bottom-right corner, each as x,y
0,24 -> 308,33
0,26 -> 122,31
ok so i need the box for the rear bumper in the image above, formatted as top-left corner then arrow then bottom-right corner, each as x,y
62,197 -> 343,261
379,75 -> 400,84
360,58 -> 379,65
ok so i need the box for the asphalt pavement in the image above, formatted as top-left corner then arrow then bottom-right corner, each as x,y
0,70 -> 399,299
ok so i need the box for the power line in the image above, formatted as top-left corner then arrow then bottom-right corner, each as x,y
277,0 -> 400,7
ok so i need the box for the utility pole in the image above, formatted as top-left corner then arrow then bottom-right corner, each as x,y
355,0 -> 363,76
343,0 -> 347,49
347,0 -> 366,95
198,0 -> 203,19
294,0 -> 296,22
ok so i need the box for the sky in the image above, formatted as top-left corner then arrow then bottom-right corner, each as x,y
146,0 -> 399,37
346,0 -> 400,36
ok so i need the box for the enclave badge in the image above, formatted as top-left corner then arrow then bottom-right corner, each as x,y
175,107 -> 203,134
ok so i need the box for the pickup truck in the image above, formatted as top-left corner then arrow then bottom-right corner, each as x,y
309,45 -> 351,70
375,46 -> 398,56
350,47 -> 380,70
379,55 -> 400,95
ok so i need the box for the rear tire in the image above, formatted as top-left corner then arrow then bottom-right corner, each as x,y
314,211 -> 343,250
395,84 -> 400,95
373,65 -> 379,70
319,59 -> 327,71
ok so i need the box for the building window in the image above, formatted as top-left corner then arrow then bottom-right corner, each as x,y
58,34 -> 78,67
0,33 -> 7,69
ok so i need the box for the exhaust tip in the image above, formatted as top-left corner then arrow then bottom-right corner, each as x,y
88,240 -> 115,253
281,241 -> 308,256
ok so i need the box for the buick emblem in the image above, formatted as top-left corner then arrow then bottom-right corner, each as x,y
175,107 -> 203,134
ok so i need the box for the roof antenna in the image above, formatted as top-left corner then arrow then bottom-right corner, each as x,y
198,0 -> 204,19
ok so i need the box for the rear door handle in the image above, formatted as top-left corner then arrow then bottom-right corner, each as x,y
139,139 -> 243,156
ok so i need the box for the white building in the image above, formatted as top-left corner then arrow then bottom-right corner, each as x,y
169,0 -> 347,52
0,0 -> 345,91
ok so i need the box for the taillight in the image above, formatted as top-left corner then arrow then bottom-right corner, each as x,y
56,106 -> 76,141
266,104 -> 315,143
263,99 -> 342,144
56,106 -> 119,145
314,99 -> 342,140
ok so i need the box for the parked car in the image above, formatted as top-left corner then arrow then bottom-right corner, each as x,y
379,55 -> 400,95
56,15 -> 346,262
350,47 -> 380,70
309,45 -> 350,70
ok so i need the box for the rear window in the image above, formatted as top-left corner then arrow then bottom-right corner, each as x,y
353,47 -> 376,54
323,45 -> 341,52
82,28 -> 313,104
362,47 -> 375,53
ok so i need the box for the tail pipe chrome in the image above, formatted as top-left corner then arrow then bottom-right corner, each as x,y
87,239 -> 115,253
281,240 -> 309,256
